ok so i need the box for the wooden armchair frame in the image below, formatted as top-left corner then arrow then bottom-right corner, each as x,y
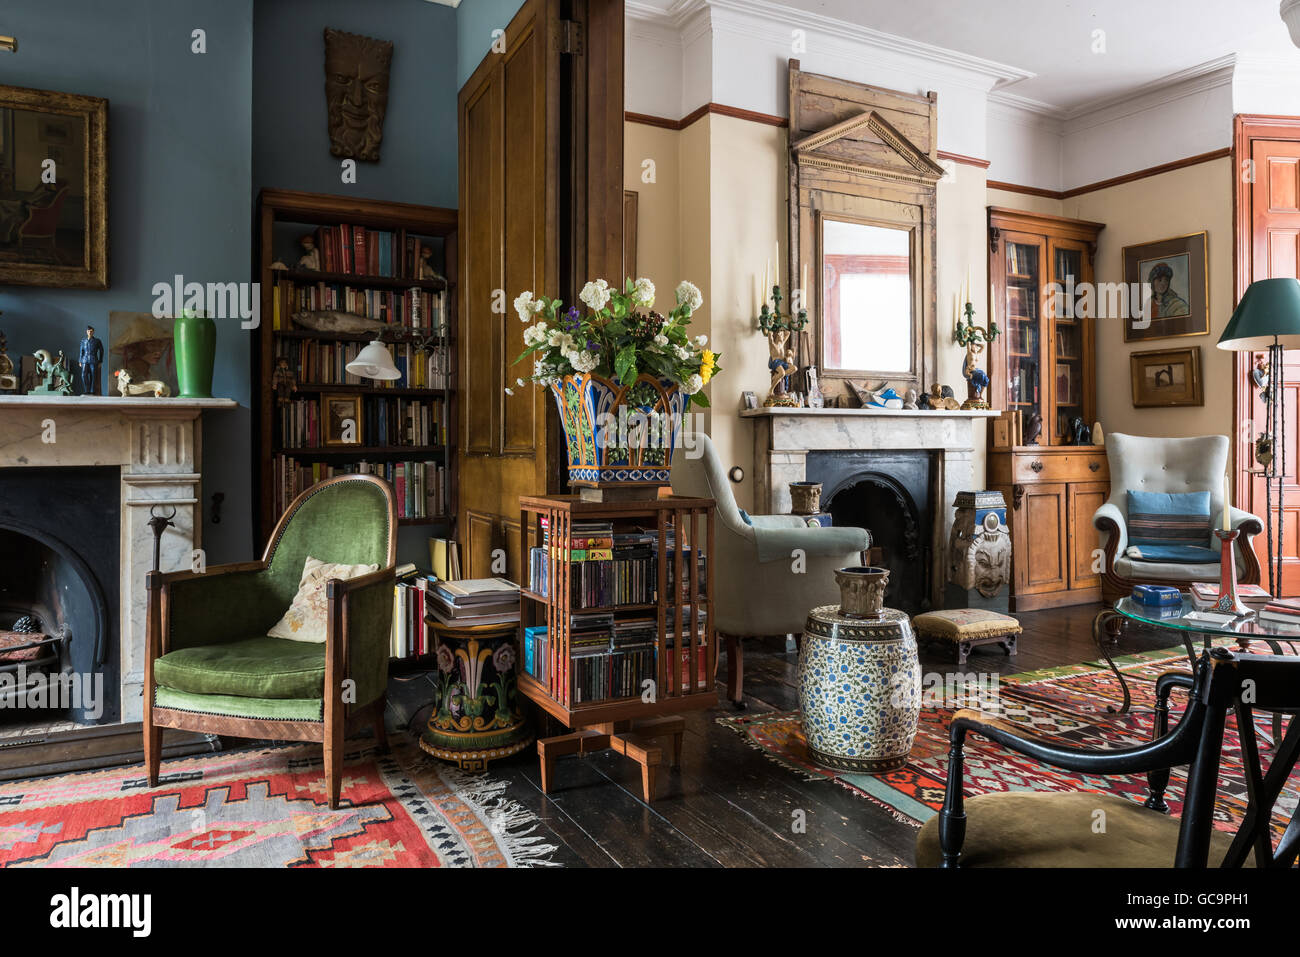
934,648 -> 1300,868
143,474 -> 398,809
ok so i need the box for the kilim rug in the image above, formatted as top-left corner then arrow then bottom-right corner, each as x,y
0,737 -> 557,867
719,644 -> 1299,839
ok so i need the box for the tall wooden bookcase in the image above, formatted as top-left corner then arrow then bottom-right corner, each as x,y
253,189 -> 458,549
987,206 -> 1108,611
517,494 -> 716,802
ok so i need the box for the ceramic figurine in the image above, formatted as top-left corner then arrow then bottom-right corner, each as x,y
1067,415 -> 1091,446
955,299 -> 999,410
29,349 -> 73,396
1092,421 -> 1104,445
418,247 -> 444,282
1253,356 -> 1271,403
78,325 -> 103,396
114,368 -> 171,397
916,389 -> 932,410
1024,411 -> 1043,445
297,234 -> 321,271
291,309 -> 388,335
272,356 -> 297,407
903,387 -> 919,410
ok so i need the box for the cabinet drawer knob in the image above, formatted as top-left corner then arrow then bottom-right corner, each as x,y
1030,460 -> 1044,473
1089,461 -> 1100,472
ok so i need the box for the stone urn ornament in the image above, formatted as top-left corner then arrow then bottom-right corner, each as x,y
789,481 -> 822,515
834,566 -> 889,619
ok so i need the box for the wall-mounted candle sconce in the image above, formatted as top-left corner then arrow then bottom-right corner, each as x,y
0,36 -> 17,53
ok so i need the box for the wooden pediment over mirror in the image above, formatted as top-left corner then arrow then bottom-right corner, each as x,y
788,60 -> 940,404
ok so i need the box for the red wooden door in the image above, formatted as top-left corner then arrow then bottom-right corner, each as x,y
1245,137 -> 1300,595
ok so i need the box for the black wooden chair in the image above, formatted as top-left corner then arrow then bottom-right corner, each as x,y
916,647 -> 1300,867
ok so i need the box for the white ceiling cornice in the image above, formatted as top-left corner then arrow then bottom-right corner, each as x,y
628,0 -> 1035,90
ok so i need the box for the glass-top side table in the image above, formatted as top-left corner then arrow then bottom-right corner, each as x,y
1093,596 -> 1300,714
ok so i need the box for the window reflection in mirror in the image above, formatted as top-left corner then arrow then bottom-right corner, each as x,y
821,219 -> 911,373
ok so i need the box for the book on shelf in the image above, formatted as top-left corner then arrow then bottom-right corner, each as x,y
278,395 -> 446,449
273,456 -> 448,521
390,564 -> 429,659
275,338 -> 451,390
524,625 -> 549,686
271,274 -> 447,334
427,602 -> 520,628
310,224 -> 445,283
428,537 -> 460,582
437,577 -> 518,600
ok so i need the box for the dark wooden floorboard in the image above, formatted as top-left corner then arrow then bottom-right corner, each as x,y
392,601 -> 1183,867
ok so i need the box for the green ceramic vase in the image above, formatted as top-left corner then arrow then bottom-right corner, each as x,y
173,313 -> 216,398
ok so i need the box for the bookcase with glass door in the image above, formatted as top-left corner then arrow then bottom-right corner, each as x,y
986,207 -> 1108,611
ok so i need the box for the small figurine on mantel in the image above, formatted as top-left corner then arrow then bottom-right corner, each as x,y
297,234 -> 321,272
78,324 -> 103,396
0,325 -> 17,394
30,349 -> 73,396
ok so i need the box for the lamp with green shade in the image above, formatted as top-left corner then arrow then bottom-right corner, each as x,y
1217,278 -> 1300,596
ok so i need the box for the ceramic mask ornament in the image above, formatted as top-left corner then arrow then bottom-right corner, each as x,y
324,28 -> 394,163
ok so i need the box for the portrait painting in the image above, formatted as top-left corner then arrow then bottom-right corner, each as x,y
1122,232 -> 1208,342
109,311 -> 177,395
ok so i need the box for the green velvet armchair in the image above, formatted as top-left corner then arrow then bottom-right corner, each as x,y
143,474 -> 397,809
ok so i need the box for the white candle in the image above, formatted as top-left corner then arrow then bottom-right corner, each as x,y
802,262 -> 808,301
966,264 -> 972,305
1223,471 -> 1231,532
765,259 -> 771,296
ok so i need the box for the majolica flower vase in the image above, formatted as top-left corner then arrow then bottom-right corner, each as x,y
798,604 -> 921,773
551,372 -> 686,490
419,623 -> 532,771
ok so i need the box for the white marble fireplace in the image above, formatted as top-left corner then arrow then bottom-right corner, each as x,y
0,396 -> 236,724
742,406 -> 998,606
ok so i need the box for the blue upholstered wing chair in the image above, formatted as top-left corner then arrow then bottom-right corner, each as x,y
144,474 -> 397,809
1092,433 -> 1263,601
671,432 -> 870,706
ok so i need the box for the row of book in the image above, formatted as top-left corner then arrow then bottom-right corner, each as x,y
277,396 -> 446,449
271,277 -> 448,333
272,457 -> 449,520
310,224 -> 442,281
392,565 -> 432,659
530,519 -> 704,609
275,339 -> 452,390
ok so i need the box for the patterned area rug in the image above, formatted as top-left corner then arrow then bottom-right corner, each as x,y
0,738 -> 556,867
719,644 -> 1298,838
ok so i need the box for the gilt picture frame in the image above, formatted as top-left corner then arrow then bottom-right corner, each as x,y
1121,231 -> 1207,343
322,393 -> 363,446
0,84 -> 108,289
1130,346 -> 1203,408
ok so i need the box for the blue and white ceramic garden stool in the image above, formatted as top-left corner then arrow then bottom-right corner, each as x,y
798,605 -> 922,773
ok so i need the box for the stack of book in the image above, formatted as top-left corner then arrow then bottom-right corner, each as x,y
427,577 -> 520,627
1189,581 -> 1271,612
1258,598 -> 1300,626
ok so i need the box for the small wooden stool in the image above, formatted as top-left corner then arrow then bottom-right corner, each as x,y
912,609 -> 1020,666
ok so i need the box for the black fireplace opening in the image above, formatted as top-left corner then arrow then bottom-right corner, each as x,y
807,451 -> 933,616
0,467 -> 119,727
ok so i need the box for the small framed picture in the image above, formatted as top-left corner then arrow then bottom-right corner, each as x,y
1130,347 -> 1203,408
322,393 -> 363,445
741,391 -> 758,410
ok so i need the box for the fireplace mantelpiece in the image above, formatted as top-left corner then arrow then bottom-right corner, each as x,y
0,396 -> 236,724
741,406 -> 998,607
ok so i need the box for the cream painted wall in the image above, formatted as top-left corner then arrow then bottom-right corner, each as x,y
624,123 -> 682,306
1068,158 -> 1234,442
985,187 -> 1063,218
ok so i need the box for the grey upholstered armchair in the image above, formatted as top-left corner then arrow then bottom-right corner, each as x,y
671,432 -> 870,706
1092,433 -> 1263,601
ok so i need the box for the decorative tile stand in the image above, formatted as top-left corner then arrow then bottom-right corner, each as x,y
797,605 -> 921,773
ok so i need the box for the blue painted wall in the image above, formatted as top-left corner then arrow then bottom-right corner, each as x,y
254,0 -> 458,207
0,0 -> 255,564
456,0 -> 527,88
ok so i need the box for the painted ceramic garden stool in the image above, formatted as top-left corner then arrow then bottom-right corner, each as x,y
419,620 -> 533,771
798,605 -> 922,773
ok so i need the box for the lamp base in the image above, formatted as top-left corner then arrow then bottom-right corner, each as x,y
1213,528 -> 1252,617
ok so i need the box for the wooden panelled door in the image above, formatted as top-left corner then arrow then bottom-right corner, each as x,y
1236,117 -> 1300,596
458,0 -> 624,580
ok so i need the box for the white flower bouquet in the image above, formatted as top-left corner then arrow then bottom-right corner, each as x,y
512,277 -> 719,408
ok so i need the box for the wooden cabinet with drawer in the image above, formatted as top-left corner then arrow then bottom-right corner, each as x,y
989,446 -> 1109,611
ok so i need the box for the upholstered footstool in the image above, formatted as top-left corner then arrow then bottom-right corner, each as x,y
912,609 -> 1020,666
